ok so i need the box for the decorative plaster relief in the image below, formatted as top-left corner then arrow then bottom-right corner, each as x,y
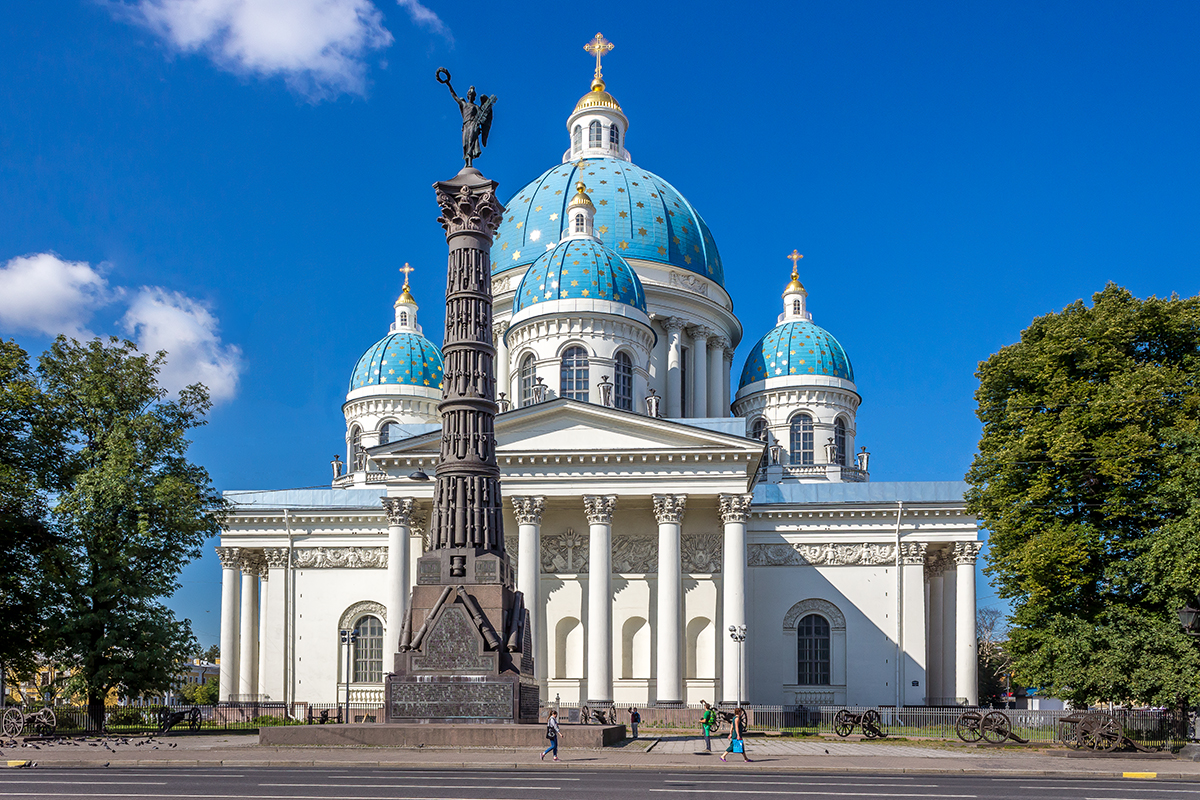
540,529 -> 589,573
292,547 -> 388,569
782,598 -> 846,631
611,535 -> 657,573
748,542 -> 896,567
669,271 -> 709,297
681,533 -> 722,573
339,600 -> 386,630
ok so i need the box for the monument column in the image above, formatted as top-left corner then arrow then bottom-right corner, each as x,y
689,327 -> 711,418
383,497 -> 418,659
955,542 -> 982,706
584,495 -> 617,704
511,496 -> 545,678
926,554 -> 944,703
260,548 -> 289,703
719,493 -> 752,704
900,542 -> 928,706
216,547 -> 241,701
709,335 -> 727,417
664,317 -> 685,418
654,494 -> 687,705
238,549 -> 262,698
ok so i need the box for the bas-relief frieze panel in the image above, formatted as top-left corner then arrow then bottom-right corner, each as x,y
681,534 -> 722,574
539,534 -> 723,574
748,542 -> 896,567
292,547 -> 388,569
540,530 -> 589,573
611,535 -> 656,573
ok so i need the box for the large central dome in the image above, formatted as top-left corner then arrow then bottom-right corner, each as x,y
491,157 -> 724,287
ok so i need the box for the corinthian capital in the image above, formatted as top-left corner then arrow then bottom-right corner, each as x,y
900,542 -> 928,565
664,316 -> 686,334
435,181 -> 503,237
383,497 -> 418,527
238,548 -> 265,573
719,493 -> 754,524
583,495 -> 617,525
510,496 -> 545,526
215,546 -> 241,570
953,541 -> 983,566
492,321 -> 509,341
263,547 -> 290,569
653,494 -> 687,525
689,325 -> 715,342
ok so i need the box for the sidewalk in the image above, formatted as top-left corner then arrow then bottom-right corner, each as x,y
4,733 -> 1199,779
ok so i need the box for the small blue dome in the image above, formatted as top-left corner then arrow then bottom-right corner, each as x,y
349,331 -> 443,392
492,157 -> 724,287
738,320 -> 855,389
514,239 -> 647,314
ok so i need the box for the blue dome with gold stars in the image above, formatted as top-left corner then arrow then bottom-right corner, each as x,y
349,331 -> 443,392
492,157 -> 724,287
514,238 -> 647,314
738,320 -> 855,389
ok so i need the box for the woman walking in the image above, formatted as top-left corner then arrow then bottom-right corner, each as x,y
542,709 -> 562,761
720,706 -> 752,763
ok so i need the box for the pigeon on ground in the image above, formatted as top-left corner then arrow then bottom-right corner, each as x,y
824,749 -> 829,754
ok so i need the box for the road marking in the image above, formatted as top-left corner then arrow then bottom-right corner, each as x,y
1029,788 -> 1197,794
0,794 -> 543,800
650,791 -> 975,798
260,785 -> 562,791
0,782 -> 169,786
1122,773 -> 1157,779
666,782 -> 939,788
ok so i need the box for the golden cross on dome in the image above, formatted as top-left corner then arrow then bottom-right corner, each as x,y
399,262 -> 414,286
584,33 -> 614,80
787,249 -> 803,276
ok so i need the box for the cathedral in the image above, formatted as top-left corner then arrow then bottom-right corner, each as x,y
217,38 -> 981,712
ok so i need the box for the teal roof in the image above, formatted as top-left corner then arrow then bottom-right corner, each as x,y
514,239 -> 647,314
492,157 -> 724,287
738,319 -> 855,390
349,331 -> 444,392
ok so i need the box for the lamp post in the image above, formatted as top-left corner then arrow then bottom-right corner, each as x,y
1179,602 -> 1200,636
339,628 -> 358,724
728,624 -> 746,705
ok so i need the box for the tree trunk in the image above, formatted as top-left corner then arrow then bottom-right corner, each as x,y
87,691 -> 105,733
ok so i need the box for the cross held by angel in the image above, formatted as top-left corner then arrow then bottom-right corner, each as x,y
436,68 -> 496,168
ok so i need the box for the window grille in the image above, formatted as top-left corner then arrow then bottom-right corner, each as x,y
614,351 -> 633,411
790,414 -> 814,464
560,346 -> 590,401
352,616 -> 383,683
796,614 -> 831,685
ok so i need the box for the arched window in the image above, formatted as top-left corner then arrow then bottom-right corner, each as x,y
572,124 -> 582,152
589,120 -> 603,148
792,299 -> 801,316
789,414 -> 814,465
379,421 -> 403,445
609,124 -> 620,149
614,351 -> 633,411
398,311 -> 408,326
750,417 -> 768,442
574,213 -> 585,233
519,355 -> 536,407
797,614 -> 831,685
560,346 -> 589,401
834,418 -> 847,466
352,615 -> 384,683
349,426 -> 364,470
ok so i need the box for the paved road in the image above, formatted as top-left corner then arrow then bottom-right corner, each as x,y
0,767 -> 1196,799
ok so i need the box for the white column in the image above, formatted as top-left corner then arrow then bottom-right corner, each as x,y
654,494 -> 686,704
722,347 -> 734,415
216,547 -> 241,702
708,335 -> 726,417
900,543 -> 928,706
664,317 -> 684,419
926,560 -> 943,703
383,497 -> 417,660
941,555 -> 957,703
720,494 -> 752,704
955,542 -> 982,706
511,496 -> 545,681
260,548 -> 288,702
494,322 -> 510,407
585,495 -> 616,704
238,551 -> 261,698
690,327 -> 710,418
256,563 -> 268,697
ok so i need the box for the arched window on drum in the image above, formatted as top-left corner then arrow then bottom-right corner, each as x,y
834,418 -> 847,466
789,413 -> 814,465
589,121 -> 603,148
614,351 -> 634,411
519,355 -> 537,407
560,346 -> 589,402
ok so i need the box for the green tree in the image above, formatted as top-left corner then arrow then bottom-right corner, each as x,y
36,337 -> 225,727
967,284 -> 1200,706
0,340 -> 56,682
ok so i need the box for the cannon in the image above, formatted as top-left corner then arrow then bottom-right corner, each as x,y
1055,711 -> 1159,753
1,706 -> 56,737
157,706 -> 201,734
833,708 -> 887,739
955,710 -> 1028,744
580,705 -> 615,725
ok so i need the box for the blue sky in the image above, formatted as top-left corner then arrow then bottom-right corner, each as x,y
2,1 -> 1198,647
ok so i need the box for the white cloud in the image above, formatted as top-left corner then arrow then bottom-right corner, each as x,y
125,0 -> 395,99
0,253 -> 114,338
121,288 -> 243,403
396,0 -> 452,42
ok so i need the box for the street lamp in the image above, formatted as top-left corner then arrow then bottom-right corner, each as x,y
339,628 -> 358,724
1178,602 -> 1200,635
728,625 -> 746,704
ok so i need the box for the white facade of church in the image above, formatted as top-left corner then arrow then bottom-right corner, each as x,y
217,57 -> 981,711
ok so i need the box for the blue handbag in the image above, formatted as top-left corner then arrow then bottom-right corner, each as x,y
730,738 -> 744,753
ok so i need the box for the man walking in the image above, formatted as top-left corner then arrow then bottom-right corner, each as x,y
629,707 -> 640,739
700,701 -> 717,752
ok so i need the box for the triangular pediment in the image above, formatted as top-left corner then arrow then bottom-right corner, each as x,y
371,398 -> 763,458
